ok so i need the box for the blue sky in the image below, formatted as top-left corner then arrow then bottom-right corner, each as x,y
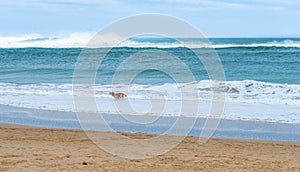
1,0 -> 300,37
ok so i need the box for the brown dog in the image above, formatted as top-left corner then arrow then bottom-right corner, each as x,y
109,92 -> 127,99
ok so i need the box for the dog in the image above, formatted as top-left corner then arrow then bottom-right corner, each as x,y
109,92 -> 127,99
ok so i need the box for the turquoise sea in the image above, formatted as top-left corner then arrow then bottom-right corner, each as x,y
0,37 -> 299,141
1,38 -> 300,84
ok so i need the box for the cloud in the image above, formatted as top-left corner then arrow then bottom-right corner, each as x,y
1,0 -> 300,37
0,0 -> 120,11
229,0 -> 300,9
150,0 -> 300,12
152,0 -> 249,10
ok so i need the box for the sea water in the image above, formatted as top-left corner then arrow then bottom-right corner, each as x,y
0,37 -> 299,140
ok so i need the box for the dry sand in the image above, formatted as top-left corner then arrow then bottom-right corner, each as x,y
0,123 -> 299,171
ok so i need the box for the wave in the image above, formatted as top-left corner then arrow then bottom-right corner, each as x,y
0,32 -> 95,48
120,39 -> 300,49
0,80 -> 299,123
1,33 -> 300,48
0,80 -> 299,105
211,40 -> 300,49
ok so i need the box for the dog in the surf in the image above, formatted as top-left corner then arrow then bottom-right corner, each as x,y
109,92 -> 127,99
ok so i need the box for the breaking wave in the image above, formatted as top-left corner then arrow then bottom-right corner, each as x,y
0,80 -> 299,106
0,80 -> 299,123
1,33 -> 300,48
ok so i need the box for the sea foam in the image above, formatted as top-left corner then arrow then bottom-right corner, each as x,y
1,33 -> 300,48
0,80 -> 299,123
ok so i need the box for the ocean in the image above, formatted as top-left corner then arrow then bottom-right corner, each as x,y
0,37 -> 299,140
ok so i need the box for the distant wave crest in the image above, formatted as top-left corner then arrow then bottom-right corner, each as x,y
1,33 -> 300,48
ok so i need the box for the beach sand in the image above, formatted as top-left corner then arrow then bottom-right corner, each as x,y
0,123 -> 299,171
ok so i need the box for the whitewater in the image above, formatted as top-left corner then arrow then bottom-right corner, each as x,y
0,34 -> 299,126
1,33 -> 300,48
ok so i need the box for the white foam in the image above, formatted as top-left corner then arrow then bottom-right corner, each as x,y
196,80 -> 300,105
211,40 -> 300,48
1,33 -> 300,48
119,39 -> 300,48
0,80 -> 299,104
0,32 -> 95,48
0,80 -> 299,123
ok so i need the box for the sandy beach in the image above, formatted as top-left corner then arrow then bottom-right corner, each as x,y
2,1 -> 300,171
0,123 -> 299,171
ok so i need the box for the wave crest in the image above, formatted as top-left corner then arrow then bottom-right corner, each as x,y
0,80 -> 299,105
1,33 -> 300,48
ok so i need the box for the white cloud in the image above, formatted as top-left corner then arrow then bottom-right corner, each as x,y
151,0 -> 300,12
152,0 -> 249,10
251,0 -> 300,4
0,0 -> 119,10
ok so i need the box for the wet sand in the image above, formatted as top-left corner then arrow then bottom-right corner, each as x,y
0,123 -> 299,171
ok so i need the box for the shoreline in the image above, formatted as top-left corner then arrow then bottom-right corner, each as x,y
1,122 -> 300,145
0,105 -> 299,142
1,123 -> 299,171
1,121 -> 300,144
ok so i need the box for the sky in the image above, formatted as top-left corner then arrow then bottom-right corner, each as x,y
1,0 -> 300,37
